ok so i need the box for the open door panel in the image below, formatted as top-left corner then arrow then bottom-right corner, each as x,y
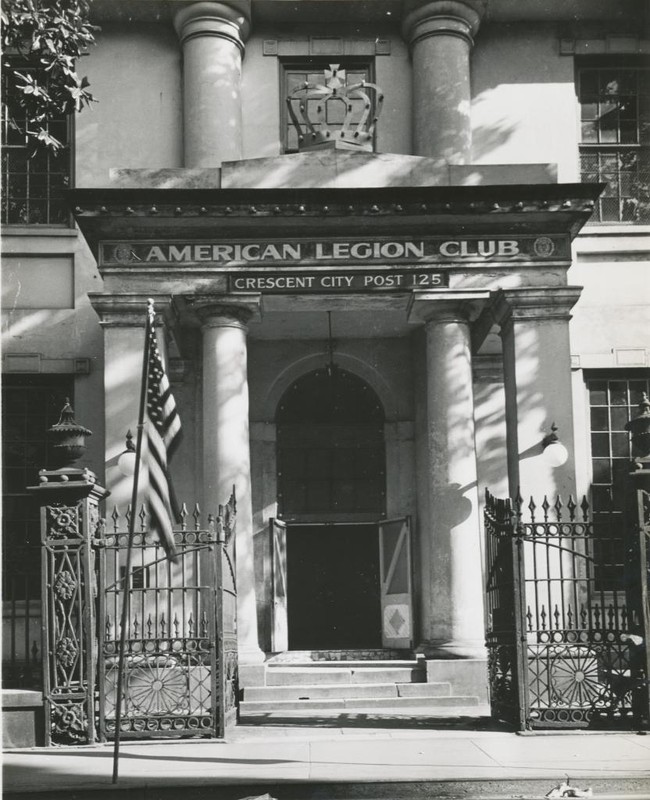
378,517 -> 413,649
270,517 -> 288,652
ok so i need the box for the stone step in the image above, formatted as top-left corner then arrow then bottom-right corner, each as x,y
267,659 -> 421,668
243,681 -> 452,702
239,695 -> 480,713
266,649 -> 412,663
265,665 -> 426,686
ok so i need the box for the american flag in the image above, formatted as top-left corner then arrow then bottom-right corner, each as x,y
143,309 -> 182,562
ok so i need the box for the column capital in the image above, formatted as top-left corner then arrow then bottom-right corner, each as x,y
174,1 -> 251,52
88,293 -> 172,328
491,286 -> 583,332
402,0 -> 486,48
407,289 -> 489,325
180,293 -> 261,329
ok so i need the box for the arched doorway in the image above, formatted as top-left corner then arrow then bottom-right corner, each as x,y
275,367 -> 386,650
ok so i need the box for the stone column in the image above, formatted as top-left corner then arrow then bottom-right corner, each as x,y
492,287 -> 583,501
402,0 -> 485,163
409,292 -> 487,657
174,1 -> 250,168
191,297 -> 264,665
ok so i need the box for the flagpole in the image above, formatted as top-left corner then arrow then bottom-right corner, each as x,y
112,299 -> 154,784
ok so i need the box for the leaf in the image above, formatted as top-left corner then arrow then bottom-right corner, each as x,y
2,0 -> 98,152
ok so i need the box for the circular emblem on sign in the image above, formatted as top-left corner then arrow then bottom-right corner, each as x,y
113,244 -> 134,264
533,236 -> 555,258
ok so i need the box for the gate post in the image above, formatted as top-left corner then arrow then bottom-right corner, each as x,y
625,394 -> 650,729
215,488 -> 239,736
28,403 -> 108,746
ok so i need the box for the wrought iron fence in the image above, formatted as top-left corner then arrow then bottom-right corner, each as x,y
485,489 -> 647,730
97,496 -> 238,741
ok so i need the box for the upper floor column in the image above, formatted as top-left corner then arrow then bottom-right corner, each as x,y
174,2 -> 251,167
402,0 -> 485,163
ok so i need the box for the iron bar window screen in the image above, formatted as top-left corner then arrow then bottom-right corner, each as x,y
578,60 -> 650,224
2,375 -> 73,688
1,64 -> 72,226
281,58 -> 375,153
587,372 -> 650,588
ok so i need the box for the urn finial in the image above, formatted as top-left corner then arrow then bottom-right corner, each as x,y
47,399 -> 92,468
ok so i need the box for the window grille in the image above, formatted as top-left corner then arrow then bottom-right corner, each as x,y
1,65 -> 72,226
2,375 -> 73,687
2,375 -> 74,602
281,59 -> 375,153
587,372 -> 650,588
578,62 -> 650,224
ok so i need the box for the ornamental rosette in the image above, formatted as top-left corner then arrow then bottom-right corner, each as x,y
48,505 -> 81,538
54,570 -> 77,600
51,701 -> 88,744
56,636 -> 78,668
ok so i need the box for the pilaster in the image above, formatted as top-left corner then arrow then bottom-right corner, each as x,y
492,286 -> 583,501
88,294 -> 173,509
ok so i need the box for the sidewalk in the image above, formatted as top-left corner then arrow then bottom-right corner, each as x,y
4,713 -> 650,799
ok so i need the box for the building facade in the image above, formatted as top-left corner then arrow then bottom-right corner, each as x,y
2,0 -> 649,739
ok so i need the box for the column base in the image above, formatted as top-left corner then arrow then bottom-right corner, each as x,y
420,655 -> 489,705
237,644 -> 266,666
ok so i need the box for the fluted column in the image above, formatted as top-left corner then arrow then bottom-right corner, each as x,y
192,297 -> 264,664
410,293 -> 487,657
174,2 -> 250,167
402,0 -> 485,163
492,287 -> 583,501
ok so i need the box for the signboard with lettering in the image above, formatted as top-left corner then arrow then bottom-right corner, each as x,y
228,269 -> 447,293
101,234 -> 568,267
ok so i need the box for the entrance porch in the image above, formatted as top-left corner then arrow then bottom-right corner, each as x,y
70,156 -> 601,716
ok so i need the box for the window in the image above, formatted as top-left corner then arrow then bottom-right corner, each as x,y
578,61 -> 650,224
1,64 -> 72,225
281,59 -> 375,153
587,372 -> 650,588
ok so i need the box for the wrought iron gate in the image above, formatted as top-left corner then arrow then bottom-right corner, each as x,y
485,489 -> 648,730
97,495 -> 238,740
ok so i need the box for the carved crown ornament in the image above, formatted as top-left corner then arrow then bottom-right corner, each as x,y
286,64 -> 384,152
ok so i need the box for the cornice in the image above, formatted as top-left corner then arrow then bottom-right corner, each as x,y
70,185 -> 601,225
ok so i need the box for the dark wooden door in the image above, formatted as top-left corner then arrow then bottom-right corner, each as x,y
287,524 -> 381,650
